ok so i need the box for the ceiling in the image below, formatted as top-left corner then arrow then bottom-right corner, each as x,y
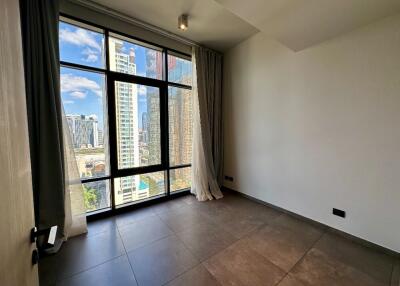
85,0 -> 258,52
216,0 -> 400,51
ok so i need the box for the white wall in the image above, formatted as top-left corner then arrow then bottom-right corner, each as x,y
223,13 -> 400,252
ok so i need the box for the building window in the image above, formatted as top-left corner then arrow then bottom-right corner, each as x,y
59,16 -> 193,214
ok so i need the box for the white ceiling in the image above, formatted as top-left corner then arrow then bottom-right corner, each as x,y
216,0 -> 400,51
87,0 -> 258,52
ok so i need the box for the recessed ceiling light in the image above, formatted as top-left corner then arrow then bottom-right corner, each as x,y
178,14 -> 188,31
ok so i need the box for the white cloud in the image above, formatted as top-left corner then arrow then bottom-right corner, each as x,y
82,48 -> 99,63
70,91 -> 87,99
60,28 -> 101,51
60,27 -> 102,63
61,73 -> 102,98
63,100 -> 75,104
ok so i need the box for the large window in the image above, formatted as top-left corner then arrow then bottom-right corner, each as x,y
59,16 -> 193,214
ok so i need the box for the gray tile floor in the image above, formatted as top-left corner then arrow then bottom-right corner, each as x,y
39,192 -> 400,286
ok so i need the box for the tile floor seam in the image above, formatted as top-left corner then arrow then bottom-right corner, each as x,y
272,226 -> 328,286
153,211 -> 182,235
160,262 -> 202,286
54,252 -> 126,284
124,233 -> 177,259
116,223 -> 140,286
174,223 -> 240,263
127,233 -> 200,286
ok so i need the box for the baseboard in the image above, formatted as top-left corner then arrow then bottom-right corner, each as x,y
221,186 -> 400,258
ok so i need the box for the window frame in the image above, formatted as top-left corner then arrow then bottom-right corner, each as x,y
59,14 -> 193,217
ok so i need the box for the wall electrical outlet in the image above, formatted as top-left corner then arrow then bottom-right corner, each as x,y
332,208 -> 346,218
224,175 -> 234,182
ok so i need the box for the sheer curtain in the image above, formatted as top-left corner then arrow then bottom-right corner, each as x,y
191,46 -> 224,201
62,109 -> 87,238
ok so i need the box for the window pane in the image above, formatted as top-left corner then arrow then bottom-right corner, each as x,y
114,171 -> 166,205
168,54 -> 192,85
61,67 -> 109,179
170,167 -> 191,192
169,87 -> 193,166
109,35 -> 163,79
83,179 -> 111,212
59,21 -> 105,68
115,82 -> 161,169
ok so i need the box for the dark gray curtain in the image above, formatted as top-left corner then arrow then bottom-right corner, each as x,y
194,46 -> 224,186
20,0 -> 65,234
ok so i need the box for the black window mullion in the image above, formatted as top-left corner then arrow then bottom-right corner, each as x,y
163,49 -> 171,197
167,82 -> 192,90
60,61 -> 106,74
169,164 -> 191,170
60,15 -> 194,218
104,29 -> 116,211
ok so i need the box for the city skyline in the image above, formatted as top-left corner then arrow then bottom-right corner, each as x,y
59,20 -> 193,211
60,21 -> 153,129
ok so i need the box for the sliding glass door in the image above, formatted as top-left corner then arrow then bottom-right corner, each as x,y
59,15 -> 193,215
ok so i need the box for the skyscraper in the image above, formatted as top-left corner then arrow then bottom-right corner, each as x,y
167,56 -> 193,191
109,37 -> 144,204
66,114 -> 99,148
141,111 -> 148,143
145,50 -> 162,166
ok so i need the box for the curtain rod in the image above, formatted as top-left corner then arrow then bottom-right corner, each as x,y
68,0 -> 200,48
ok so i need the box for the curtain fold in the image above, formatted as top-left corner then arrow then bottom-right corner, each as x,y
20,0 -> 87,245
62,108 -> 87,238
191,46 -> 224,201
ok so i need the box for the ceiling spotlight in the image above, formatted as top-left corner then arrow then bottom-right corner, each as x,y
178,14 -> 188,31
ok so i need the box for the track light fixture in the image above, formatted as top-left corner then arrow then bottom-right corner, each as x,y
178,14 -> 188,31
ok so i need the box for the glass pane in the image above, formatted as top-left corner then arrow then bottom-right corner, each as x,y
114,171 -> 166,205
83,179 -> 111,212
115,82 -> 161,169
59,21 -> 105,68
109,35 -> 163,79
169,87 -> 193,166
170,167 -> 191,192
61,67 -> 109,179
168,54 -> 192,85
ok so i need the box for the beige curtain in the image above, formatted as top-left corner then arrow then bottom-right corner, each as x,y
191,46 -> 224,201
62,109 -> 87,238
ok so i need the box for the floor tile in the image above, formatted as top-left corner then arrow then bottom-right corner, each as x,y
39,193 -> 399,286
115,207 -> 156,228
158,204 -> 214,233
119,216 -> 173,252
57,255 -> 137,286
165,264 -> 220,286
289,248 -> 386,286
242,214 -> 324,271
128,235 -> 199,286
54,231 -> 125,280
150,199 -> 188,215
204,240 -> 286,286
219,213 -> 266,239
277,274 -> 308,286
176,223 -> 237,261
314,232 -> 394,284
87,217 -> 118,237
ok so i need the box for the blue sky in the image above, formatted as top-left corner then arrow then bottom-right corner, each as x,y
59,21 -> 150,129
